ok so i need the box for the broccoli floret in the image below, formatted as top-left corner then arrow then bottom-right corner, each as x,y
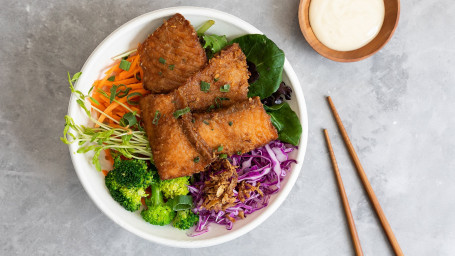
172,209 -> 199,230
141,184 -> 175,226
111,158 -> 153,188
104,159 -> 153,212
105,171 -> 147,211
159,176 -> 190,199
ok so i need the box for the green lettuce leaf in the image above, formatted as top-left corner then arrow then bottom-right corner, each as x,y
202,34 -> 228,58
264,103 -> 302,146
231,34 -> 285,99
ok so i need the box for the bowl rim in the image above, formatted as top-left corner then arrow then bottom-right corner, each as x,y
298,0 -> 401,62
67,6 -> 309,248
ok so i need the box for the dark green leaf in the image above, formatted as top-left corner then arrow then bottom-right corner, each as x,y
217,145 -> 223,152
219,153 -> 227,159
168,64 -> 175,70
173,107 -> 191,118
231,34 -> 285,99
228,121 -> 233,126
159,57 -> 166,64
119,59 -> 131,71
107,75 -> 115,81
265,102 -> 302,146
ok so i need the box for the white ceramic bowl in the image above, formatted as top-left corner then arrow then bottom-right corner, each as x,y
67,6 -> 308,248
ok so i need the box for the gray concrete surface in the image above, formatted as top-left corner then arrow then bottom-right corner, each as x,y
1,0 -> 454,255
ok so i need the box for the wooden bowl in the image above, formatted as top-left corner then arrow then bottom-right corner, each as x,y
298,0 -> 400,62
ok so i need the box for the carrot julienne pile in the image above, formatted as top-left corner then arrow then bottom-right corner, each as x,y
90,54 -> 149,127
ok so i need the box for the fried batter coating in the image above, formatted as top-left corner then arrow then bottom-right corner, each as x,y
177,43 -> 249,111
138,13 -> 207,93
140,94 -> 212,180
193,97 -> 278,156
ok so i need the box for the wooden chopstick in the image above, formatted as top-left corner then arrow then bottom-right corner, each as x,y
327,96 -> 404,256
323,129 -> 364,256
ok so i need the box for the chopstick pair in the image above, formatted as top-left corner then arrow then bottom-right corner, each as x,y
324,96 -> 403,256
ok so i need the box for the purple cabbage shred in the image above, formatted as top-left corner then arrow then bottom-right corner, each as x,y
188,140 -> 297,235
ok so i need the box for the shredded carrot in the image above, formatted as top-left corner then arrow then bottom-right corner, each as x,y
102,170 -> 109,176
90,52 -> 148,127
125,83 -> 144,90
96,64 -> 118,89
104,149 -> 115,166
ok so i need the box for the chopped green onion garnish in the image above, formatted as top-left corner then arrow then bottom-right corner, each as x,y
220,84 -> 230,92
215,97 -> 229,108
116,84 -> 131,98
135,73 -> 141,81
107,76 -> 115,82
237,151 -> 242,155
110,84 -> 131,103
158,71 -> 163,76
219,154 -> 228,159
159,57 -> 166,64
214,77 -> 219,82
207,105 -> 215,112
217,145 -> 223,152
152,111 -> 161,125
191,118 -> 195,123
203,120 -> 209,125
173,107 -> 191,118
193,156 -> 200,163
126,92 -> 142,105
119,59 -> 131,71
119,112 -> 137,127
200,81 -> 210,92
168,64 -> 175,70
228,121 -> 233,126
169,195 -> 193,211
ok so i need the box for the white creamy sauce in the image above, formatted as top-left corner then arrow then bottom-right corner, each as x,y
309,0 -> 385,51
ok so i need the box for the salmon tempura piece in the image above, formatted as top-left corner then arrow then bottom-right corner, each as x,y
140,94 -> 212,180
138,13 -> 207,93
177,43 -> 250,112
193,97 -> 278,156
